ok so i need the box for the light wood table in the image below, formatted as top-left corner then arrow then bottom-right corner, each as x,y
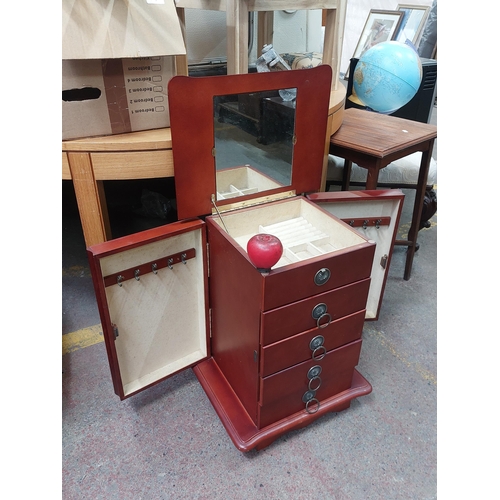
62,128 -> 174,247
63,87 -> 345,248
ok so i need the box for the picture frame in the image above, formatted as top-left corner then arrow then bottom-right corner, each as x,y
395,4 -> 431,46
344,10 -> 404,79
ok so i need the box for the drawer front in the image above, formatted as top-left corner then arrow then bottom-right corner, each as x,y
262,242 -> 375,311
260,309 -> 365,377
258,340 -> 362,428
91,150 -> 174,180
261,278 -> 370,346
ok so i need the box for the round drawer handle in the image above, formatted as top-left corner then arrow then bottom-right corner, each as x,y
317,312 -> 332,329
309,335 -> 324,350
308,376 -> 322,392
302,389 -> 316,403
312,303 -> 327,320
312,345 -> 326,361
307,365 -> 322,379
305,398 -> 320,414
314,268 -> 331,286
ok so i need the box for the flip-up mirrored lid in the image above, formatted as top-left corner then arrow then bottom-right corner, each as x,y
168,65 -> 333,220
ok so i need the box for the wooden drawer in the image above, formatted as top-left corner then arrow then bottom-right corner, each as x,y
258,339 -> 362,428
260,242 -> 374,311
208,197 -> 376,312
261,278 -> 370,346
91,150 -> 174,180
260,309 -> 365,377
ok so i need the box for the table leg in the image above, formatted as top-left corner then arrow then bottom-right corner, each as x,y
341,159 -> 352,191
365,168 -> 380,191
402,143 -> 434,280
226,0 -> 249,74
97,181 -> 112,241
67,152 -> 111,248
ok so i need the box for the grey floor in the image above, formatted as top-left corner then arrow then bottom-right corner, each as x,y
61,106 -> 438,499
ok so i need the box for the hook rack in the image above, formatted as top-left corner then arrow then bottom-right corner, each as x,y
103,248 -> 196,288
341,216 -> 391,229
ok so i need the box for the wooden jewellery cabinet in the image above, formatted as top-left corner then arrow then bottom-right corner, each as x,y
87,66 -> 404,452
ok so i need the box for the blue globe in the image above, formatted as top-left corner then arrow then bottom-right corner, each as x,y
353,41 -> 422,114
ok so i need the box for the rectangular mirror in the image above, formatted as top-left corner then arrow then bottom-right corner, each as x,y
168,65 -> 332,220
213,90 -> 296,201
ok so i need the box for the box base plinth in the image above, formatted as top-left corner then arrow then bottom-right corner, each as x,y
193,358 -> 371,452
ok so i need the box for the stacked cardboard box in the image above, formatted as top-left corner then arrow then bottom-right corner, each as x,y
62,0 -> 186,140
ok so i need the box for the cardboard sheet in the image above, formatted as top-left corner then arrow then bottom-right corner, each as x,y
62,0 -> 186,60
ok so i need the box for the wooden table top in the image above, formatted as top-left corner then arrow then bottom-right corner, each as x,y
330,108 -> 437,159
62,127 -> 173,153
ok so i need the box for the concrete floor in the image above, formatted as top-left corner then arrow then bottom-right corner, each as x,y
62,107 -> 437,499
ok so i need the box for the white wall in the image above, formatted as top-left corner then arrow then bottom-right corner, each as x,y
339,0 -> 433,75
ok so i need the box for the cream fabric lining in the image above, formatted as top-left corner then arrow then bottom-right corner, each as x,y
327,152 -> 437,186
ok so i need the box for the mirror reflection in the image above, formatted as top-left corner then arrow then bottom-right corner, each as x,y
213,89 -> 296,201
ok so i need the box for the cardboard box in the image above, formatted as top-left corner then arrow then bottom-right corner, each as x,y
62,56 -> 177,140
62,0 -> 186,140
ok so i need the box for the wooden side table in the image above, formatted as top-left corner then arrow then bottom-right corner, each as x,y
329,108 -> 437,280
62,128 -> 175,248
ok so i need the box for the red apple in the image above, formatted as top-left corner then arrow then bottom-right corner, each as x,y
247,233 -> 283,272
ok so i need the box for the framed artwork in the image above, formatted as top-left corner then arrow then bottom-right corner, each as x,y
395,4 -> 430,46
344,10 -> 404,79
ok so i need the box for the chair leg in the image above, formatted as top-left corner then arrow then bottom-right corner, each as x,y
419,187 -> 437,230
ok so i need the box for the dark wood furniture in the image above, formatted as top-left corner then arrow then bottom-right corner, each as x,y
329,108 -> 437,280
86,67 -> 403,452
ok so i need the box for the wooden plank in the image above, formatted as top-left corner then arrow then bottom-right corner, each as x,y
175,8 -> 189,76
249,1 -> 342,12
176,1 -> 343,14
176,0 -> 227,10
226,0 -> 249,74
257,11 -> 274,50
62,152 -> 71,180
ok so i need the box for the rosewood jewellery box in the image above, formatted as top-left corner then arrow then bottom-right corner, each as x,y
87,65 -> 404,452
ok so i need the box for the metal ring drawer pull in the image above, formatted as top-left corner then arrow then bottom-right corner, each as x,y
314,268 -> 331,286
302,389 -> 316,403
316,313 -> 332,329
312,345 -> 326,361
309,335 -> 324,350
310,336 -> 326,360
308,376 -> 322,392
305,398 -> 320,414
312,303 -> 327,320
307,365 -> 322,379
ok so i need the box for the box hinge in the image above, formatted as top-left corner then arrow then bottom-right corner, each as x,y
380,254 -> 388,269
112,323 -> 119,340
